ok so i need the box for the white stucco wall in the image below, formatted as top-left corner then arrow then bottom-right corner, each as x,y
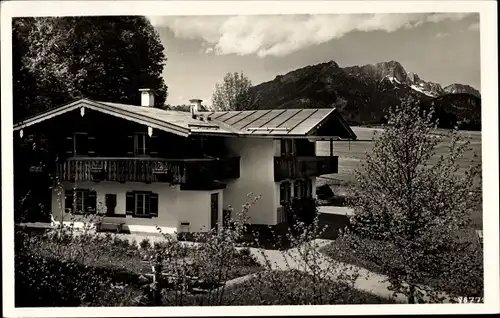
51,181 -> 222,234
223,138 -> 278,225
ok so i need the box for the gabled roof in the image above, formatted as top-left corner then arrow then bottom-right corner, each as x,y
13,98 -> 357,140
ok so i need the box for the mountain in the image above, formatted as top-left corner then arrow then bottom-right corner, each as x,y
249,60 -> 481,130
443,83 -> 481,98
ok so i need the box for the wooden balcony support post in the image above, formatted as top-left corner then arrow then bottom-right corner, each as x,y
329,138 -> 333,168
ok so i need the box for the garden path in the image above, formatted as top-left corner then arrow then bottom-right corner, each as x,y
246,239 -> 452,304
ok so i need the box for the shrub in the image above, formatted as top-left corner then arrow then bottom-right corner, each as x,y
233,270 -> 394,305
139,238 -> 151,250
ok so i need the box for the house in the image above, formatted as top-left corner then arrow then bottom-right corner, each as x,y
13,89 -> 357,234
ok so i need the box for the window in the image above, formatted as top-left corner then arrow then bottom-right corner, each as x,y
280,139 -> 293,156
134,133 -> 147,155
293,180 -> 301,198
126,191 -> 158,218
65,132 -> 95,157
306,179 -> 313,197
74,190 -> 85,213
293,180 -> 308,198
280,181 -> 291,204
135,192 -> 150,216
64,189 -> 97,214
74,133 -> 88,156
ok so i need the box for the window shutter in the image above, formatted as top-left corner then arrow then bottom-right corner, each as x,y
150,193 -> 159,217
126,192 -> 135,215
127,136 -> 134,156
148,135 -> 159,157
65,136 -> 74,156
64,190 -> 73,213
280,183 -> 286,204
86,190 -> 97,214
87,135 -> 96,156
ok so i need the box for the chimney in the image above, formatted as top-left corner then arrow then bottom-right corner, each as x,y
189,99 -> 203,118
139,88 -> 155,107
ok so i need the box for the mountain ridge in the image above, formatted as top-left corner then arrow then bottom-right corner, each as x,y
249,60 -> 481,130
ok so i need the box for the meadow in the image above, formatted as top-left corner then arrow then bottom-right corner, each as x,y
316,126 -> 483,229
317,126 -> 482,186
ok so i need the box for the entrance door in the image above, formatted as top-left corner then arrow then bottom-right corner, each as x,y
210,193 -> 219,231
105,194 -> 117,216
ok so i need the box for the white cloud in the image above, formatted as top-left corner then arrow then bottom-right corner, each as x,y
148,13 -> 475,58
468,22 -> 480,31
435,32 -> 449,38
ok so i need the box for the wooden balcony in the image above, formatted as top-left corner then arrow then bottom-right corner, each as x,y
56,157 -> 240,184
274,156 -> 338,181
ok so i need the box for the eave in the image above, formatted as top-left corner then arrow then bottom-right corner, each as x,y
14,98 -> 190,137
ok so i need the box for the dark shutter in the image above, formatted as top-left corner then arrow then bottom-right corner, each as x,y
86,190 -> 97,214
64,190 -> 74,213
149,192 -> 159,217
65,136 -> 74,156
127,135 -> 134,156
280,183 -> 286,204
280,139 -> 286,156
87,135 -> 96,156
126,192 -> 135,215
149,135 -> 159,157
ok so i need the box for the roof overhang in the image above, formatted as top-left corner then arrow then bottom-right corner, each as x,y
306,108 -> 357,140
14,98 -> 190,137
13,99 -> 358,141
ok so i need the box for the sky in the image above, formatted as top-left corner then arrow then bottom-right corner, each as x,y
147,13 -> 480,106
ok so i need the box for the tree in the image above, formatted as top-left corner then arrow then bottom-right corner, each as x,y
344,96 -> 481,303
165,104 -> 209,112
12,16 -> 168,222
211,71 -> 253,111
12,16 -> 168,122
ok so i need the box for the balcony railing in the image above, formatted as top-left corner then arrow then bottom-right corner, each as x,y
274,156 -> 338,181
56,157 -> 240,184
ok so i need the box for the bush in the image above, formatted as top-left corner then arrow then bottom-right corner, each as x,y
15,243 -> 144,307
139,238 -> 151,250
322,236 -> 484,299
228,270 -> 395,305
